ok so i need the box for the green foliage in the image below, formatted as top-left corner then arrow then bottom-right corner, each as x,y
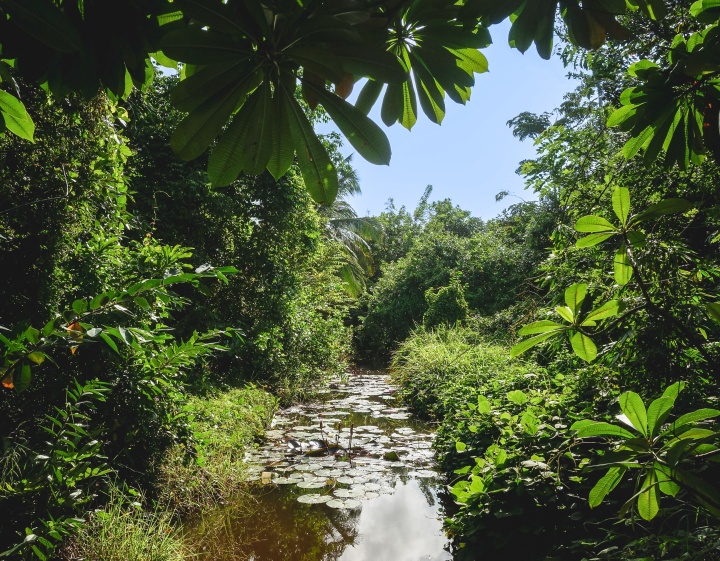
573,382 -> 720,521
126,77 -> 353,401
391,326 -> 600,558
61,490 -> 188,561
1,379 -> 111,559
511,282 -> 621,362
357,197 -> 546,361
422,272 -> 468,329
390,326 -> 536,420
0,0 -> 687,205
155,385 -> 276,513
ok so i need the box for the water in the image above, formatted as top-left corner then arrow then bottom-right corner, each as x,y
184,370 -> 453,561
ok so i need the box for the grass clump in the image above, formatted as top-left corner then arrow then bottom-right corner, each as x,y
61,492 -> 187,561
390,324 -> 534,420
155,385 -> 277,513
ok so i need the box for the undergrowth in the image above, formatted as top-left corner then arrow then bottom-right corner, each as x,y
60,490 -> 187,561
155,385 -> 277,514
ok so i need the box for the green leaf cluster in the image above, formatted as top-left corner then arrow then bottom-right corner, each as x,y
511,282 -> 620,362
573,382 -> 720,521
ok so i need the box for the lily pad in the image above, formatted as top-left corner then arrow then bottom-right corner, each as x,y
297,479 -> 328,489
326,498 -> 361,510
274,477 -> 304,485
297,493 -> 332,505
297,494 -> 332,504
409,469 -> 439,479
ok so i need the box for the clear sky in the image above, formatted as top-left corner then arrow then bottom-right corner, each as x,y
318,22 -> 577,220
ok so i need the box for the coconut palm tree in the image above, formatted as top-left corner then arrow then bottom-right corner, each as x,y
319,155 -> 383,296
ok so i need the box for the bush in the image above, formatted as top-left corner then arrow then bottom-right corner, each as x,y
391,325 -> 605,558
155,386 -> 277,513
422,273 -> 468,329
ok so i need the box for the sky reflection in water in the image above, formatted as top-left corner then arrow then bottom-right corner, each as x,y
339,480 -> 451,561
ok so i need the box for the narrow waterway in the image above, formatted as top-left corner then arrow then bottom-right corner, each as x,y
184,370 -> 454,561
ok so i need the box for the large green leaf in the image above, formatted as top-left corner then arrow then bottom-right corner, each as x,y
177,0 -> 253,36
647,396 -> 675,438
2,0 -> 82,52
355,80 -> 383,115
555,305 -> 574,323
399,80 -> 418,130
672,466 -> 720,510
413,70 -> 446,124
170,71 -> 262,161
589,466 -> 626,507
170,60 -> 251,113
564,283 -> 587,315
420,23 -> 492,50
654,463 -> 681,497
583,300 -> 621,323
619,391 -> 648,436
570,331 -> 597,362
574,421 -> 637,439
612,187 -> 631,226
309,82 -> 392,165
633,198 -> 693,222
575,215 -> 616,232
161,27 -> 252,64
410,52 -> 446,124
286,46 -> 345,84
335,45 -> 407,83
266,85 -> 295,180
208,83 -> 273,186
607,104 -> 637,127
614,245 -> 633,285
662,408 -> 720,435
576,232 -> 614,248
0,89 -> 35,141
381,82 -> 404,126
518,320 -> 565,335
285,94 -> 338,204
510,331 -> 558,358
637,470 -> 660,521
447,48 -> 489,75
707,302 -> 720,323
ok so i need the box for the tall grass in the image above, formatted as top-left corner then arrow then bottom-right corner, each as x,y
155,385 -> 277,513
61,492 -> 187,561
390,324 -> 535,419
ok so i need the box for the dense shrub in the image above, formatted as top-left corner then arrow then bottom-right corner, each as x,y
422,273 -> 468,329
392,325 -> 720,560
357,200 -> 550,361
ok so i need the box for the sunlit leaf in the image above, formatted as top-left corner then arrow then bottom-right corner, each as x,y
589,466 -> 625,507
575,215 -> 616,233
570,331 -> 597,362
619,391 -> 648,436
637,470 -> 660,520
564,283 -> 587,315
614,245 -> 633,285
0,90 -> 35,141
612,187 -> 631,226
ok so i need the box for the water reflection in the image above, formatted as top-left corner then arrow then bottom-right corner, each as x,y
183,371 -> 453,561
185,479 -> 452,561
339,480 -> 451,561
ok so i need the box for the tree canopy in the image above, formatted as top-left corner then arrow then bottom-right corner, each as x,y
2,0 -> 719,203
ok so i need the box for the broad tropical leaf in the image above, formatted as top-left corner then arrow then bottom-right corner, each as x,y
619,391 -> 648,436
637,470 -> 660,520
589,466 -> 626,507
570,331 -> 597,362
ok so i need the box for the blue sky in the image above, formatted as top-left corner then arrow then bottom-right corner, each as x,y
318,22 -> 577,220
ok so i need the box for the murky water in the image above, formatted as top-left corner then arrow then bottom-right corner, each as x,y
184,370 -> 453,561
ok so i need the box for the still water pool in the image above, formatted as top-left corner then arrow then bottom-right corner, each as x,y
184,370 -> 454,561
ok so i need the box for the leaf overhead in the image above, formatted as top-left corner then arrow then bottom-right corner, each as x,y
308,82 -> 392,166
